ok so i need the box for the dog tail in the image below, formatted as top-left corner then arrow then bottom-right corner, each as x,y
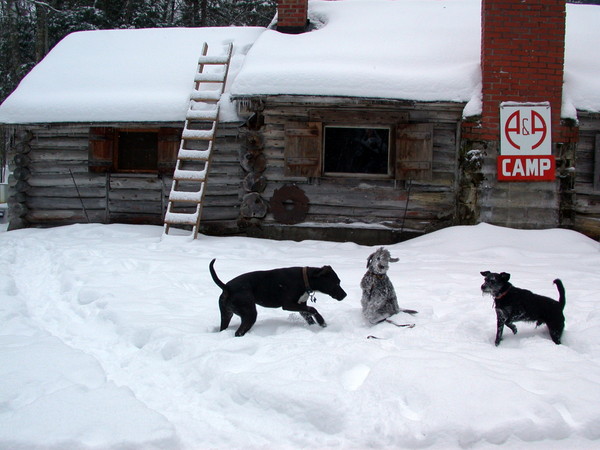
554,279 -> 566,309
209,259 -> 227,290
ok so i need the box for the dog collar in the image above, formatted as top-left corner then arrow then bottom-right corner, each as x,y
302,266 -> 311,292
301,267 -> 317,302
494,286 -> 511,300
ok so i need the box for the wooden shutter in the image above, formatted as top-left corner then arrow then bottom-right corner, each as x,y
395,123 -> 433,181
284,122 -> 322,177
157,127 -> 181,174
89,127 -> 116,172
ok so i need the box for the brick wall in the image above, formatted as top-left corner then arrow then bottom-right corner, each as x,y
468,0 -> 568,143
277,0 -> 308,33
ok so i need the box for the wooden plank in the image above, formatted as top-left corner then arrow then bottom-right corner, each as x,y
27,187 -> 106,198
108,200 -> 162,214
27,197 -> 106,210
24,173 -> 107,188
572,215 -> 600,240
201,206 -> 240,221
26,210 -> 106,222
109,176 -> 163,190
309,109 -> 409,124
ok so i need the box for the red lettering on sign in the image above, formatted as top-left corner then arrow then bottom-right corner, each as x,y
505,110 -> 522,150
530,110 -> 547,149
504,110 -> 548,151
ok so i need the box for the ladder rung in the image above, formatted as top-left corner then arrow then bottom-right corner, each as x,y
190,91 -> 222,102
178,149 -> 211,161
194,72 -> 226,83
164,211 -> 199,225
197,55 -> 229,64
168,188 -> 204,202
186,109 -> 219,120
174,168 -> 207,181
182,128 -> 215,140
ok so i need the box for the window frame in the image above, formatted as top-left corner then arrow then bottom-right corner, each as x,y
114,128 -> 160,174
322,124 -> 393,179
89,126 -> 180,175
283,110 -> 434,181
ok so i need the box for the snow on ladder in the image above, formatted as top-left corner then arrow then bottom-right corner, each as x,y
163,42 -> 233,239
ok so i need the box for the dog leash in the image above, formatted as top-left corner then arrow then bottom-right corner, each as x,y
383,319 -> 415,328
367,319 -> 416,340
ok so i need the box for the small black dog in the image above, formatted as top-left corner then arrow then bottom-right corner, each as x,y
209,259 -> 347,336
480,271 -> 566,346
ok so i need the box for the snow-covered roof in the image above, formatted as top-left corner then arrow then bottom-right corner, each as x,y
563,3 -> 600,117
0,0 -> 599,124
231,0 -> 482,106
0,27 -> 263,124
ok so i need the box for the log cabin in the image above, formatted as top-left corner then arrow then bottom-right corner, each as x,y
1,0 -> 599,244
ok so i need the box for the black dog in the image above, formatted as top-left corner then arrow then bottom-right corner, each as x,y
480,271 -> 566,346
209,259 -> 347,336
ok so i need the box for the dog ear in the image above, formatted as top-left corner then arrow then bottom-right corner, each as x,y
500,272 -> 511,281
480,271 -> 490,276
366,253 -> 374,268
318,266 -> 333,275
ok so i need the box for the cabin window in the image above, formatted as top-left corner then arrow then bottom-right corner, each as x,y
284,120 -> 433,181
117,131 -> 158,172
89,127 -> 180,174
323,126 -> 390,176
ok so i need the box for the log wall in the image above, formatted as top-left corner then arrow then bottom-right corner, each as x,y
6,122 -> 243,230
5,103 -> 599,244
238,96 -> 463,240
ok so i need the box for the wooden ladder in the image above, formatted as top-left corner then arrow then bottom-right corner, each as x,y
163,42 -> 233,238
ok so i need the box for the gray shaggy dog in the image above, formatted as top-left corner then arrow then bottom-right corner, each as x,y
360,247 -> 417,325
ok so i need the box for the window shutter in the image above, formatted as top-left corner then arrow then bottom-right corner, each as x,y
157,127 -> 181,174
89,127 -> 116,172
284,122 -> 322,177
395,123 -> 433,181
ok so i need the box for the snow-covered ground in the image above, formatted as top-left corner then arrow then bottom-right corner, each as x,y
1,223 -> 599,449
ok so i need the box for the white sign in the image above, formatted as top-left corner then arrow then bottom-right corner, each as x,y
500,102 -> 551,156
498,102 -> 554,182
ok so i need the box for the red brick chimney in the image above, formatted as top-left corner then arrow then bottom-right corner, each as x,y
277,0 -> 309,34
471,0 -> 568,143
